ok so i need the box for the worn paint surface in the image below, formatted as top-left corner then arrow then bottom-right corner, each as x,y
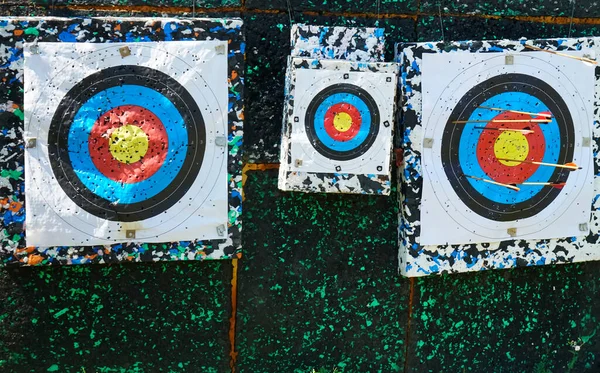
237,169 -> 407,372
0,2 -> 600,373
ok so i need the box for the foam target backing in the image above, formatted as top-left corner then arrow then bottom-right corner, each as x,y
278,57 -> 398,195
397,38 -> 600,277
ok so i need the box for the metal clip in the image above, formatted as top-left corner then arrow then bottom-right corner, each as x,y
505,55 -> 514,65
582,137 -> 591,147
579,223 -> 589,232
119,46 -> 131,58
215,136 -> 227,147
25,138 -> 37,148
294,159 -> 303,167
125,230 -> 136,239
216,224 -> 226,237
30,44 -> 40,55
507,228 -> 517,237
423,138 -> 434,149
215,44 -> 226,55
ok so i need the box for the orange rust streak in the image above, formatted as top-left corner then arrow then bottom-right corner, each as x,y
9,201 -> 22,212
229,258 -> 239,373
241,163 -> 279,202
21,4 -> 600,26
27,254 -> 43,265
16,247 -> 35,254
403,277 -> 415,373
52,4 -> 241,14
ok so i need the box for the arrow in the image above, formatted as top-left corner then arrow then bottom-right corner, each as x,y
474,126 -> 535,135
519,181 -> 567,189
478,106 -> 553,118
453,119 -> 551,124
497,158 -> 581,171
523,44 -> 598,65
463,174 -> 521,191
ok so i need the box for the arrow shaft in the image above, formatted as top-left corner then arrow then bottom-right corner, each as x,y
465,175 -> 520,191
474,126 -> 534,134
523,44 -> 598,65
453,119 -> 550,124
532,161 -> 578,170
498,158 -> 580,170
478,106 -> 553,118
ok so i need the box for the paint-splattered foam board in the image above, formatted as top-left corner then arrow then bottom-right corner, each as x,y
0,17 -> 244,265
397,38 -> 599,276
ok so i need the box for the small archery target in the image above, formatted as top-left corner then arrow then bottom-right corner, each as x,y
289,66 -> 395,174
24,42 -> 229,247
420,51 -> 595,245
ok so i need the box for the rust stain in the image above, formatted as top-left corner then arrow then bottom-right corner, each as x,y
16,246 -> 34,254
403,277 -> 415,373
27,254 -> 43,265
31,4 -> 600,26
8,201 -> 22,212
52,4 -> 239,14
241,163 -> 279,202
229,258 -> 239,373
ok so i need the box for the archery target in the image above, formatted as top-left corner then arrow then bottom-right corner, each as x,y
289,68 -> 395,174
24,41 -> 229,247
420,51 -> 595,245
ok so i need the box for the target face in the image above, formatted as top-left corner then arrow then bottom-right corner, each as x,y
289,68 -> 395,174
49,65 -> 206,222
305,83 -> 380,161
24,42 -> 229,247
420,51 -> 595,245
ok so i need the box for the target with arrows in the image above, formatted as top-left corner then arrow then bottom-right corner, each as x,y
419,49 -> 595,245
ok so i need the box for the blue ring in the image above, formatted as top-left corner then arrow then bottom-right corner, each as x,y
313,93 -> 372,152
458,92 -> 560,204
67,85 -> 188,204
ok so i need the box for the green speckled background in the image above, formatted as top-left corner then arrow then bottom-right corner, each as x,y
3,1 -> 600,372
238,170 -> 406,372
0,262 -> 232,372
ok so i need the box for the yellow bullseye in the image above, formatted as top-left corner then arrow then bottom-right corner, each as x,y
109,124 -> 149,164
333,112 -> 353,132
494,131 -> 529,166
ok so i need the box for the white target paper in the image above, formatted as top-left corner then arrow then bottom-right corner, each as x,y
420,50 -> 595,245
24,41 -> 229,247
289,68 -> 396,175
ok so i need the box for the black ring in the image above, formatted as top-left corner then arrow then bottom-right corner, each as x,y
47,65 -> 206,222
305,83 -> 380,161
441,73 -> 574,221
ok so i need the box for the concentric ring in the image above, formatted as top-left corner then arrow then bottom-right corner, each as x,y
305,83 -> 380,161
442,73 -> 574,221
48,65 -> 206,222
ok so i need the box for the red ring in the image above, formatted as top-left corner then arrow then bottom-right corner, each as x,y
89,105 -> 168,184
476,111 -> 547,184
323,103 -> 362,142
